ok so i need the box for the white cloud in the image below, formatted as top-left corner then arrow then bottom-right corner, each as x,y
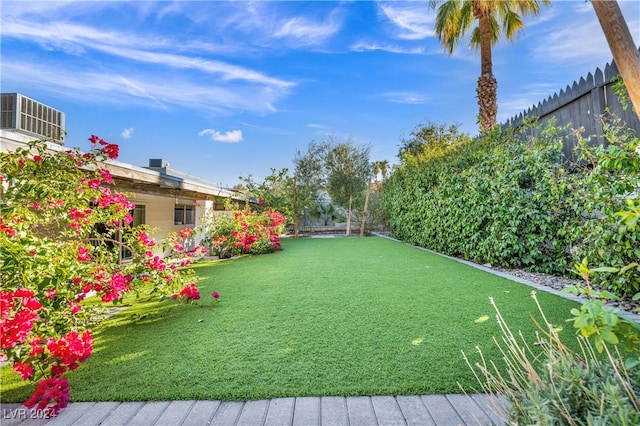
1,60 -> 288,115
378,2 -> 435,40
379,91 -> 428,105
121,128 -> 134,139
2,20 -> 294,89
273,14 -> 341,46
199,129 -> 244,143
351,41 -> 425,54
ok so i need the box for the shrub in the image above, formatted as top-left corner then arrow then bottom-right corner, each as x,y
465,294 -> 640,425
0,137 -> 215,415
201,205 -> 285,258
383,118 -> 639,296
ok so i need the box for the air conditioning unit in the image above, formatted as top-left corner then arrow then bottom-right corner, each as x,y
1,93 -> 65,143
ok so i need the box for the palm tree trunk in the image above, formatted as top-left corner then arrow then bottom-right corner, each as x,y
591,0 -> 640,119
476,5 -> 497,133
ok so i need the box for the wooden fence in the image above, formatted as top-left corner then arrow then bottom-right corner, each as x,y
501,48 -> 640,161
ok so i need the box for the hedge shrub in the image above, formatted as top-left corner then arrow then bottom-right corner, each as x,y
383,119 -> 639,296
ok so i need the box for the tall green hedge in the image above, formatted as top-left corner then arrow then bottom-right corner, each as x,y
383,119 -> 639,296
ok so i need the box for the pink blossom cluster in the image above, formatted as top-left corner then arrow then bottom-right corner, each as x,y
24,377 -> 70,415
1,289 -> 42,350
89,134 -> 119,159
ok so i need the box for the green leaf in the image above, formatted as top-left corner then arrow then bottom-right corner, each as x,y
600,330 -> 619,345
591,266 -> 619,273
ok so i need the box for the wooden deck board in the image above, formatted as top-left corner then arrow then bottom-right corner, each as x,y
0,394 -> 508,425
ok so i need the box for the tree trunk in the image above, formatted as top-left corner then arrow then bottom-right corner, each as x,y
476,6 -> 497,133
360,177 -> 371,237
477,74 -> 498,133
591,0 -> 640,119
292,177 -> 298,238
346,195 -> 352,236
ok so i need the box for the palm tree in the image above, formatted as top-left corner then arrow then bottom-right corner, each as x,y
378,160 -> 389,181
591,0 -> 640,119
430,0 -> 550,133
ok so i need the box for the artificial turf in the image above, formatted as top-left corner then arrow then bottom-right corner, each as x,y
1,236 -> 581,402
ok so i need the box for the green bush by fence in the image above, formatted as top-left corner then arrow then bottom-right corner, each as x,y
383,118 -> 639,297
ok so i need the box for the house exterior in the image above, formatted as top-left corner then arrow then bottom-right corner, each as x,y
0,93 -> 242,257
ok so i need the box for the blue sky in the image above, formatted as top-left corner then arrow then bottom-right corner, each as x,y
2,1 -> 639,187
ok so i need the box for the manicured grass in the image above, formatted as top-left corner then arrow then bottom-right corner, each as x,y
1,236 -> 580,402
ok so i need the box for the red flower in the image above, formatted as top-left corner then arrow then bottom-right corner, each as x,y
14,361 -> 34,379
211,292 -> 220,299
101,143 -> 119,159
0,218 -> 17,237
13,288 -> 34,298
77,246 -> 90,262
87,179 -> 102,189
98,168 -> 113,184
33,155 -> 42,163
178,283 -> 200,301
24,377 -> 70,416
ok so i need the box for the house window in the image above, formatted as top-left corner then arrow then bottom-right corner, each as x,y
174,204 -> 195,225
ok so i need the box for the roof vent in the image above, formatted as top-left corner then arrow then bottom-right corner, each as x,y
149,158 -> 169,168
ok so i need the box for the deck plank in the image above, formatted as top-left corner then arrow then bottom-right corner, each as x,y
153,400 -> 195,425
100,401 -> 145,426
210,401 -> 244,426
181,400 -> 220,425
320,396 -> 348,426
236,400 -> 269,426
71,401 -> 121,425
396,396 -> 436,426
263,397 -> 295,426
371,396 -> 406,426
470,394 -> 508,425
128,401 -> 170,425
446,394 -> 492,425
421,395 -> 464,426
292,397 -> 320,426
346,396 -> 378,426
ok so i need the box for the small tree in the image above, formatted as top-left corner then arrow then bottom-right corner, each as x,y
293,141 -> 327,234
324,140 -> 372,236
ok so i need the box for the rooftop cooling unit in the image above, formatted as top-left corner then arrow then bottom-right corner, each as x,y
1,93 -> 66,143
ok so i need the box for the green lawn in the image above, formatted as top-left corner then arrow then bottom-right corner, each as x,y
1,236 -> 580,402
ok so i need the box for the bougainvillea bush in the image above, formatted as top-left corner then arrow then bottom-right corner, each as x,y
0,136 -> 215,416
201,205 -> 286,259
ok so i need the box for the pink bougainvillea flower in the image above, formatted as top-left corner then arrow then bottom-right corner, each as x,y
13,361 -> 34,380
211,291 -> 220,299
97,168 -> 113,184
179,283 -> 200,301
86,178 -> 102,189
77,246 -> 90,262
24,377 -> 70,416
101,143 -> 119,159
